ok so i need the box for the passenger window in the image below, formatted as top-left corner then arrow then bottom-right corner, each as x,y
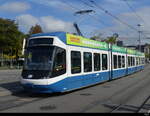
113,55 -> 117,69
142,58 -> 145,64
52,47 -> 66,77
118,55 -> 122,68
122,56 -> 125,68
84,52 -> 92,72
138,58 -> 140,65
94,53 -> 101,71
133,57 -> 135,66
136,57 -> 138,66
71,51 -> 81,74
102,54 -> 108,70
131,57 -> 133,66
128,56 -> 130,67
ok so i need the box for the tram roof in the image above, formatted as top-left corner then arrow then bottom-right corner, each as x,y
30,32 -> 145,56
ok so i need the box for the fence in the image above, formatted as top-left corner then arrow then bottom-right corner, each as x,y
0,57 -> 24,69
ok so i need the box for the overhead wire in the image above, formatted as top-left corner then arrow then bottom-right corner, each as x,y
87,0 -> 149,39
88,0 -> 139,32
62,0 -> 149,40
122,0 -> 150,39
62,0 -> 115,35
79,0 -> 129,36
123,0 -> 148,26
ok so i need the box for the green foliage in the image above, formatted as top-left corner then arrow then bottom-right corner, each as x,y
90,33 -> 104,41
105,36 -> 116,44
29,24 -> 43,35
145,53 -> 150,58
0,18 -> 25,60
90,36 -> 99,40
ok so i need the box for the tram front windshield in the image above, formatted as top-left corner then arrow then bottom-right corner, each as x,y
24,46 -> 54,70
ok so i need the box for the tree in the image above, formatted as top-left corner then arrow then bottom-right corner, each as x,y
0,18 -> 25,62
90,36 -> 98,40
29,24 -> 43,34
90,33 -> 104,41
105,36 -> 117,44
145,53 -> 150,58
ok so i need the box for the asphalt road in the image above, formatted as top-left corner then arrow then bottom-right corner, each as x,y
0,65 -> 150,113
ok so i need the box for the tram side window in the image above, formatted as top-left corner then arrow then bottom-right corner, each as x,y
52,47 -> 66,77
71,51 -> 81,74
142,58 -> 145,64
113,55 -> 117,69
140,58 -> 142,65
94,53 -> 101,71
84,52 -> 92,72
131,57 -> 133,66
122,56 -> 125,68
128,56 -> 130,67
130,57 -> 132,67
130,56 -> 133,66
133,57 -> 135,66
118,55 -> 122,68
138,58 -> 140,65
102,54 -> 108,70
136,57 -> 138,66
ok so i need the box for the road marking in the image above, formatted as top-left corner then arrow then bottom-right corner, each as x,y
0,91 -> 12,97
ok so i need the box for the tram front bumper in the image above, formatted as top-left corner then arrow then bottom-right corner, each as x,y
22,83 -> 54,93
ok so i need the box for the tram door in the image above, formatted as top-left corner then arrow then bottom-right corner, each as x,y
109,44 -> 113,81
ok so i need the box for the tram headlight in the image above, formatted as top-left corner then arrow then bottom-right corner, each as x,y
27,74 -> 33,79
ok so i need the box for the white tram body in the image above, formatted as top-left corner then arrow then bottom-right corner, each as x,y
21,32 -> 145,93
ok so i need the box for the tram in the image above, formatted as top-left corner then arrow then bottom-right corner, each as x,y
21,32 -> 145,93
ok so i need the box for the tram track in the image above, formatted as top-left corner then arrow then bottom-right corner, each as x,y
0,88 -> 54,111
0,87 -> 66,112
0,65 -> 150,112
108,95 -> 150,113
0,69 -> 149,112
81,65 -> 150,113
136,96 -> 150,113
0,91 -> 39,111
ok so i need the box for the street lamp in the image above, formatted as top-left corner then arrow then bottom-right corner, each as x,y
137,24 -> 142,52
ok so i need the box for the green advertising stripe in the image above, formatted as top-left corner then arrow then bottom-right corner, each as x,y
66,34 -> 145,56
127,49 -> 136,55
67,34 -> 108,50
112,45 -> 126,53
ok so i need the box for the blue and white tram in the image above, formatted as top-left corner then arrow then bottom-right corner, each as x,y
21,32 -> 145,93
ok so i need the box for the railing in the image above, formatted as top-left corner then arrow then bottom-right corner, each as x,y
0,58 -> 23,69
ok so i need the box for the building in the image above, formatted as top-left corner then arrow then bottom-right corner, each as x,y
126,44 -> 150,63
143,44 -> 150,62
117,40 -> 123,47
124,45 -> 136,50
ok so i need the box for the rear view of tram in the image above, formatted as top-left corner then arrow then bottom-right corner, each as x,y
21,33 -> 67,93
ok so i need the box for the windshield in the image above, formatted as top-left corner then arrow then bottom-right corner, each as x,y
24,46 -> 55,70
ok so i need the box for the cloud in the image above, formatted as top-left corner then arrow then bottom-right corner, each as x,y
16,14 -> 75,33
28,0 -> 74,12
40,16 -> 75,33
0,2 -> 30,13
16,14 -> 39,32
96,6 -> 150,45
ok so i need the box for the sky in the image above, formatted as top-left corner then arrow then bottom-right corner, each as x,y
0,0 -> 150,45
